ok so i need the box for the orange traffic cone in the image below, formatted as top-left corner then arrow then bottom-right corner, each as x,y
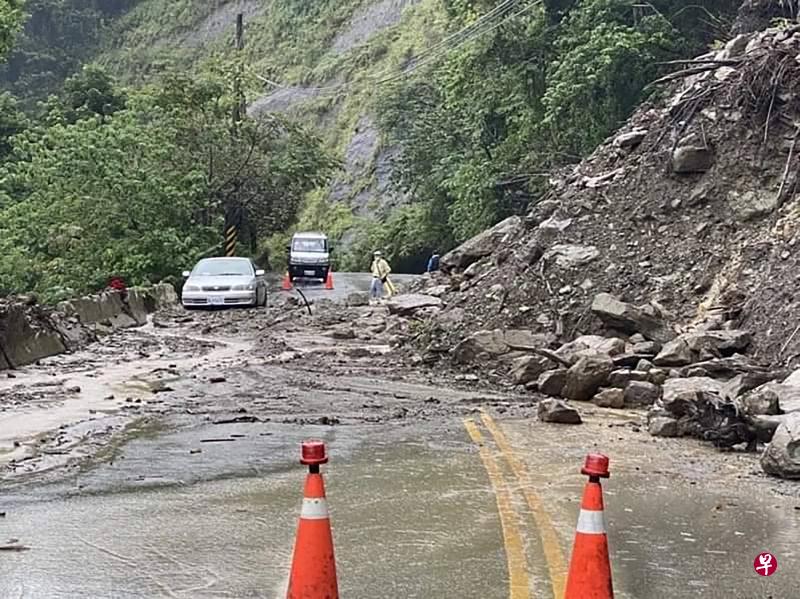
286,441 -> 339,599
282,271 -> 292,290
324,270 -> 334,290
565,453 -> 614,599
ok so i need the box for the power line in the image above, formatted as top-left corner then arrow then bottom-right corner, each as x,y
252,0 -> 540,98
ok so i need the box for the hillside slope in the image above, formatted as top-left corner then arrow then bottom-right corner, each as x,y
415,24 -> 800,368
1,1 -> 780,273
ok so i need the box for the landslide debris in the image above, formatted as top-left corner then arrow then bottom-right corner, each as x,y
406,25 -> 800,479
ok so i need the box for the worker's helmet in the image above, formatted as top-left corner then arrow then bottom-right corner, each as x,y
373,250 -> 382,256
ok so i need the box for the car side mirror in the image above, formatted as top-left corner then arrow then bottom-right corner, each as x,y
328,245 -> 334,253
286,244 -> 291,251
255,269 -> 265,276
182,270 -> 190,278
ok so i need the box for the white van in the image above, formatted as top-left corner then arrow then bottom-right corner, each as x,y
288,232 -> 331,282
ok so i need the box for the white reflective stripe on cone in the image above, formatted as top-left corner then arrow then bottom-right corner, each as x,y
301,497 -> 329,520
576,509 -> 606,534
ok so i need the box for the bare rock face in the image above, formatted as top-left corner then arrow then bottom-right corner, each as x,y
761,413 -> 800,480
538,398 -> 582,424
563,354 -> 614,401
732,0 -> 795,35
591,294 -> 674,343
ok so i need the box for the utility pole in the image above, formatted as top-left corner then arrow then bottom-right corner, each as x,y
233,13 -> 245,126
225,13 -> 246,257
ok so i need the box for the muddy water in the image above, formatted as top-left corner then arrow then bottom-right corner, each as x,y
501,416 -> 800,599
0,424 -> 506,598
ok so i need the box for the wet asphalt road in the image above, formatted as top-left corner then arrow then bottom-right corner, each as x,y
0,273 -> 799,598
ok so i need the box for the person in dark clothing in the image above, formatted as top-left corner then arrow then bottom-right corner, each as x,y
427,251 -> 440,273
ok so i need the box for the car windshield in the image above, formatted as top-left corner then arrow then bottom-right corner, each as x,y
292,238 -> 326,252
192,259 -> 253,276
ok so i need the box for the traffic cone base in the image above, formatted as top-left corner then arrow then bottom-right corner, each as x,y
565,454 -> 614,599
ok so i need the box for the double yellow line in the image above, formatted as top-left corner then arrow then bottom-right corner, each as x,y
464,410 -> 567,599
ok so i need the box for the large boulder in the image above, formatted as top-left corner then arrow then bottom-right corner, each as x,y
761,414 -> 800,479
607,368 -> 649,389
537,369 -> 568,397
563,354 -> 614,401
648,414 -> 680,437
504,330 -> 555,352
653,337 -> 694,366
661,377 -> 726,416
654,330 -> 752,366
556,335 -> 625,364
742,380 -> 800,415
453,329 -> 509,363
591,294 -> 674,343
624,381 -> 662,407
784,368 -> 800,387
386,294 -> 443,316
441,215 -> 521,272
511,355 -> 553,385
538,398 -> 582,424
723,370 -> 783,400
593,388 -> 624,409
740,383 -> 782,416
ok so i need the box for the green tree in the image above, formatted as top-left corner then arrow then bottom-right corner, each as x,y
0,0 -> 23,58
0,91 -> 27,156
0,70 -> 336,299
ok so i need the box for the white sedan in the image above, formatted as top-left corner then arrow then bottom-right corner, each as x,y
181,257 -> 267,308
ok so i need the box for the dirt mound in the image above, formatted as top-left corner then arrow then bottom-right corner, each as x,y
418,25 -> 800,370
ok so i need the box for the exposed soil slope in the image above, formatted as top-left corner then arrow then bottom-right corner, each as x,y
418,26 -> 800,369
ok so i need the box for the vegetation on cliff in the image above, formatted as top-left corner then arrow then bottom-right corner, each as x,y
0,0 -> 780,294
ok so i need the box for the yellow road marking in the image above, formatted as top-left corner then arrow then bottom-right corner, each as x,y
480,410 -> 568,599
464,419 -> 532,599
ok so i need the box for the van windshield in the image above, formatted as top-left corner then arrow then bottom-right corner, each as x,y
292,238 -> 326,252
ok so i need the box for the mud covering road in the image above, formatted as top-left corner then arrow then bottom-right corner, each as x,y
0,274 -> 798,597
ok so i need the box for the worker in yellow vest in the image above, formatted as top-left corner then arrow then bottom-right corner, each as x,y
370,250 -> 392,304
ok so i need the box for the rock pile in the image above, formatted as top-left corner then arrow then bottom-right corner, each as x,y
406,24 -> 800,480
